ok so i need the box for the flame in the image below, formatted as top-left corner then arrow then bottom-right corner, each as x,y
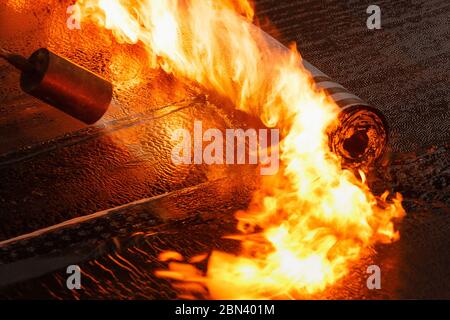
5,0 -> 27,11
76,0 -> 405,298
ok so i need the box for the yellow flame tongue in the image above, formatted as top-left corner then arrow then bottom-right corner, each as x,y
76,0 -> 405,298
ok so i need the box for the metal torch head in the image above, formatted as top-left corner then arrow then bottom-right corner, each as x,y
20,48 -> 113,125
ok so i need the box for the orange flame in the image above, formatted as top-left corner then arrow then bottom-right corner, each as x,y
76,0 -> 405,298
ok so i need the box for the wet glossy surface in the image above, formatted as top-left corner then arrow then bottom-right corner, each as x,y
0,95 -> 259,240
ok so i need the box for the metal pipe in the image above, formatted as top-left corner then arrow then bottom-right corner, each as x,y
1,48 -> 113,125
